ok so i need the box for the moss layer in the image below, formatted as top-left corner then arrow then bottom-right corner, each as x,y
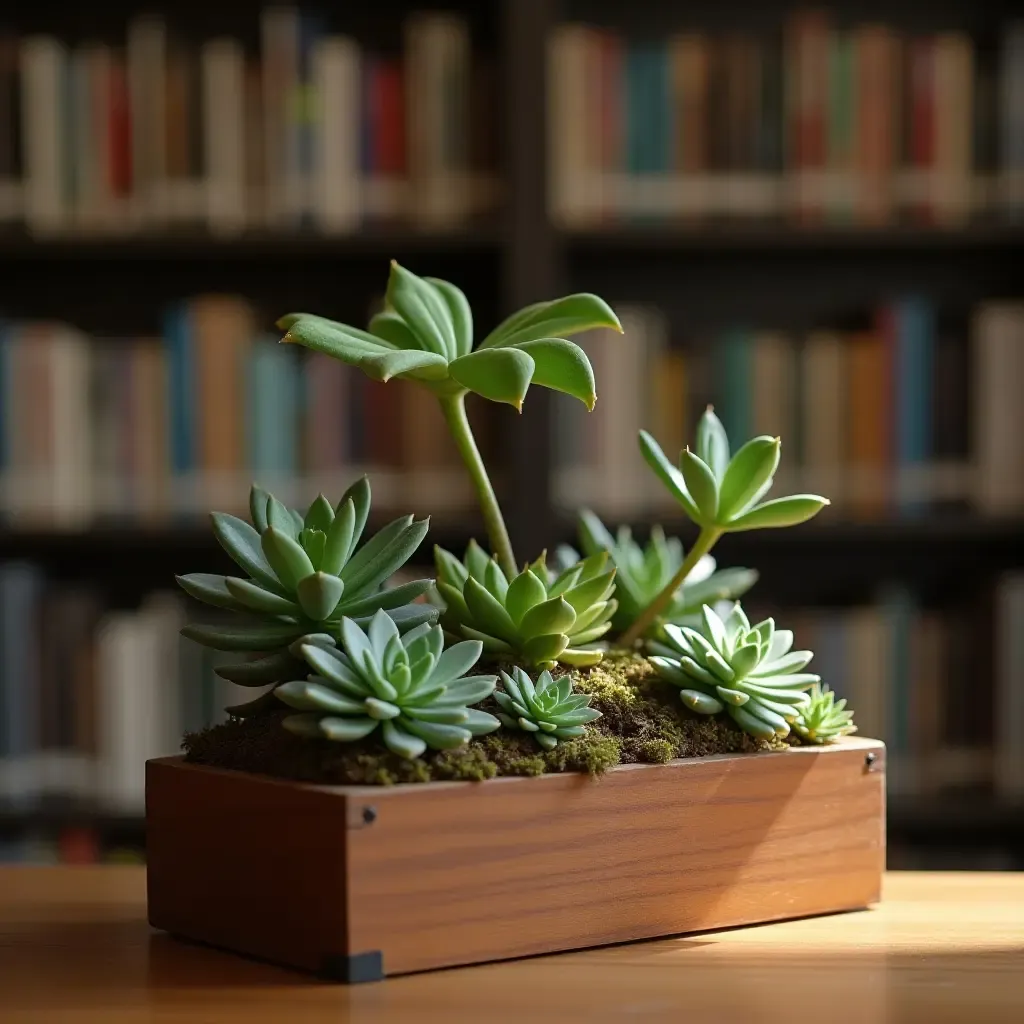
183,653 -> 782,786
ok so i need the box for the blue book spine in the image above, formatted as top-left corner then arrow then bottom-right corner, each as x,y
626,47 -> 671,176
895,297 -> 934,515
715,328 -> 752,447
162,304 -> 195,476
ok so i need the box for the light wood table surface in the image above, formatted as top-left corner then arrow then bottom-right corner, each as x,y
1,868 -> 1022,1023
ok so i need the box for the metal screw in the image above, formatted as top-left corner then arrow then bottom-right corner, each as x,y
864,752 -> 877,770
362,806 -> 378,825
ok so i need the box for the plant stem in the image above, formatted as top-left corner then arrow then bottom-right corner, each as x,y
620,525 -> 723,648
438,392 -> 517,579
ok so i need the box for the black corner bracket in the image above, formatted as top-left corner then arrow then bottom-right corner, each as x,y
320,950 -> 385,984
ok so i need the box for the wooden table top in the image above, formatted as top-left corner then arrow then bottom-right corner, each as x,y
1,868 -> 1022,1023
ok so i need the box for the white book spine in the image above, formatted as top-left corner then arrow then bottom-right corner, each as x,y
405,14 -> 470,228
312,36 -> 361,233
202,38 -> 247,236
20,36 -> 68,236
547,25 -> 592,228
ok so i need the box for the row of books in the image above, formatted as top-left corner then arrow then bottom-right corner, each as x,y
749,574 -> 1024,800
549,16 -> 1024,226
0,10 -> 497,236
0,296 -> 476,526
555,300 -> 1024,518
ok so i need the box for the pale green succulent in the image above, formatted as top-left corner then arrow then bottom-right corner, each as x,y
176,478 -> 436,704
792,683 -> 857,744
640,407 -> 829,534
434,541 -> 617,669
494,667 -> 602,750
275,610 -> 500,759
555,510 -> 758,637
279,261 -> 621,411
649,603 -> 818,740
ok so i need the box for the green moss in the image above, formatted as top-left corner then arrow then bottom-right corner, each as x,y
184,652 -> 782,786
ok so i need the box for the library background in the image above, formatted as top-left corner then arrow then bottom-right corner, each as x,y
0,0 -> 1022,868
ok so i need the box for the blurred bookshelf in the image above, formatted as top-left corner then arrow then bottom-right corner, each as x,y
1,0 -> 1023,866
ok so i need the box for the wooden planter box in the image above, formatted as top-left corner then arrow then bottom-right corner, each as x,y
146,737 -> 885,982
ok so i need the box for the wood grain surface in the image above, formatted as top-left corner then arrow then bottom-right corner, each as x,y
146,738 -> 884,976
1,869 -> 1022,1023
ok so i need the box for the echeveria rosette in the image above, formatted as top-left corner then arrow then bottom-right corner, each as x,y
792,683 -> 857,744
555,509 -> 758,638
278,261 -> 622,412
649,603 -> 819,740
276,610 -> 500,760
176,478 -> 436,703
434,541 -> 617,670
640,407 -> 830,535
494,666 -> 603,750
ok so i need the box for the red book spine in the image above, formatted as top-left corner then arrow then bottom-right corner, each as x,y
374,59 -> 405,176
109,56 -> 132,196
909,37 -> 935,223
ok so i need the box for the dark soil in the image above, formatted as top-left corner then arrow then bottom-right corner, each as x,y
183,653 -> 781,786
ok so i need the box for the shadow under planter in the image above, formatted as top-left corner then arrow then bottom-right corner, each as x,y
145,738 -> 885,982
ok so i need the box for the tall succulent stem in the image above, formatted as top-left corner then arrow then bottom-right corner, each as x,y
620,525 -> 723,647
439,392 -> 517,580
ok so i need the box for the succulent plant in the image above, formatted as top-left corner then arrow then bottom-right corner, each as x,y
621,407 -> 830,645
494,666 -> 602,750
649,603 -> 819,740
278,261 -> 622,580
555,510 -> 758,638
433,541 -> 617,669
176,478 -> 437,700
275,610 -> 500,759
792,683 -> 857,744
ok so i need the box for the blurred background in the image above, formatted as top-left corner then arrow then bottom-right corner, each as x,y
0,0 -> 1021,868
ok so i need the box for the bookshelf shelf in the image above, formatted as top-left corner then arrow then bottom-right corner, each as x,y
0,226 -> 504,262
561,223 -> 1024,253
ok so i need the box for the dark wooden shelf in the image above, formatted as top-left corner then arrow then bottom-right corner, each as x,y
562,222 -> 1024,253
0,224 -> 504,262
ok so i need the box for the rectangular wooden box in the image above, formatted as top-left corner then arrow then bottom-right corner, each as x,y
146,737 -> 885,981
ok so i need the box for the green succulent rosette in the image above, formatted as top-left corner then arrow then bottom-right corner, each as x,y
176,478 -> 437,703
649,603 -> 818,740
276,610 -> 500,760
792,683 -> 857,743
433,541 -> 617,669
494,666 -> 602,750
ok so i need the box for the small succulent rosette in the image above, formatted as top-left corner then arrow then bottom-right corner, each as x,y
433,541 -> 617,669
649,603 -> 819,740
792,683 -> 857,743
275,610 -> 500,760
494,666 -> 602,750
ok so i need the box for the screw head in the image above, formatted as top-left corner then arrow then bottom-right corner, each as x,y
362,806 -> 378,825
864,752 -> 877,769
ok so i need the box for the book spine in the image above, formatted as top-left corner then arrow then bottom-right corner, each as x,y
312,35 -> 361,233
20,35 -> 68,235
201,38 -> 247,236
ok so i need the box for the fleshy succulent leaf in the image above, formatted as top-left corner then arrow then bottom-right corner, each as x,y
513,337 -> 597,409
448,348 -> 535,409
480,293 -> 622,349
726,495 -> 830,531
